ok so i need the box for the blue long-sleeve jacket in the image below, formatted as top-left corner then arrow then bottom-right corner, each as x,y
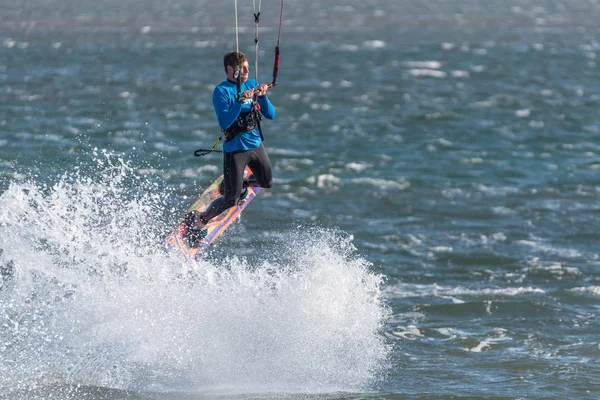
212,78 -> 276,153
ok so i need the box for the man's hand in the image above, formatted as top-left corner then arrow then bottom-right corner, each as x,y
239,89 -> 254,101
255,84 -> 269,97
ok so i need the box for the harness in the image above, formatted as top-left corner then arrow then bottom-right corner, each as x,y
223,102 -> 263,142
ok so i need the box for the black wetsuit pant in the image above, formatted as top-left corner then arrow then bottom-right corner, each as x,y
199,143 -> 272,223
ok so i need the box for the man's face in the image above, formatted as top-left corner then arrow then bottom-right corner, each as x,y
227,61 -> 249,82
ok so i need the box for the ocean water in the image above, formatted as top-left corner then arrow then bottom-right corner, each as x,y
1,1 -> 600,399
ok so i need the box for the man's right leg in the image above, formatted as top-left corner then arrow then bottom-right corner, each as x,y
246,143 -> 273,189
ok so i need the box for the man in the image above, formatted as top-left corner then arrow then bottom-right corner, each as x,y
185,51 -> 276,243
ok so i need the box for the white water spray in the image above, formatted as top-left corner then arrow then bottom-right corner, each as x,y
0,153 -> 390,395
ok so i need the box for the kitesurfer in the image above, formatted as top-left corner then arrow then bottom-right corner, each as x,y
185,51 -> 276,243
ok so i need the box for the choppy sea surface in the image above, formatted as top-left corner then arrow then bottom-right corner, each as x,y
1,1 -> 600,399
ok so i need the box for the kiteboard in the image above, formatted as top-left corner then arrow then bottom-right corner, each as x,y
164,166 -> 261,261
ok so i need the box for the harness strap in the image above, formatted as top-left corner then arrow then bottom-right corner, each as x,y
222,105 -> 263,142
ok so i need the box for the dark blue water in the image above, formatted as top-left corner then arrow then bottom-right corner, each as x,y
1,1 -> 600,399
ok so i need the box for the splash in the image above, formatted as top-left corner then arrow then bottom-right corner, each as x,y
0,153 -> 390,395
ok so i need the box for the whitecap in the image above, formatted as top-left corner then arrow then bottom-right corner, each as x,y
452,70 -> 470,78
350,177 -> 410,191
436,328 -> 458,338
571,287 -> 600,296
491,206 -> 516,215
339,44 -> 359,52
408,69 -> 447,78
468,341 -> 491,352
363,40 -> 386,49
438,138 -> 453,147
517,241 -> 583,259
277,158 -> 314,172
193,40 -> 217,48
403,61 -> 442,69
428,246 -> 453,253
306,174 -> 341,188
392,325 -> 423,340
266,148 -> 313,157
310,103 -> 331,111
444,286 -> 545,297
3,39 -> 16,48
461,157 -> 483,164
472,184 -> 520,196
345,162 -> 371,172
385,282 -> 545,299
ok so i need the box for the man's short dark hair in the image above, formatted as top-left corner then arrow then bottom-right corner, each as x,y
223,51 -> 248,72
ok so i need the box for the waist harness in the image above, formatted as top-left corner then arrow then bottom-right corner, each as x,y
223,104 -> 263,142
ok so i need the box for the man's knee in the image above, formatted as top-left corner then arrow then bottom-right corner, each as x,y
246,174 -> 272,189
